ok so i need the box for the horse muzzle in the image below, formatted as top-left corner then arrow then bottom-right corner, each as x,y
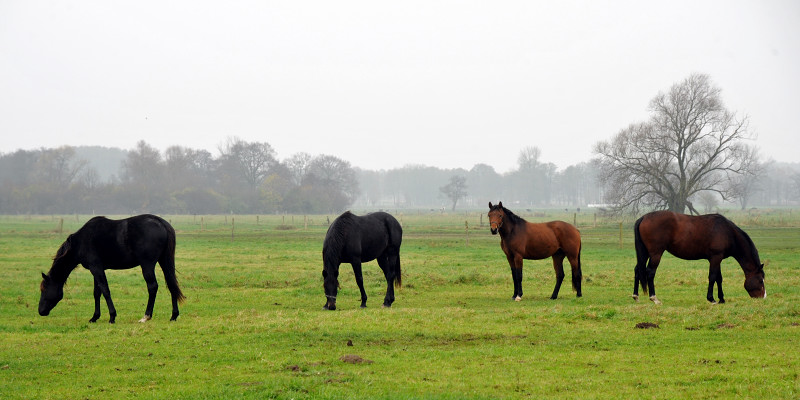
490,227 -> 498,235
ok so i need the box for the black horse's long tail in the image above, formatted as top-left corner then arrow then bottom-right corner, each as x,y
386,218 -> 402,289
633,216 -> 649,295
159,219 -> 186,303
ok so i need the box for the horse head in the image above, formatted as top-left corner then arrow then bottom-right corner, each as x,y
321,268 -> 339,310
38,273 -> 64,316
744,264 -> 766,298
488,202 -> 505,235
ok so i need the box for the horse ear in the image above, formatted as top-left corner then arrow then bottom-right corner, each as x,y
498,201 -> 503,208
41,272 -> 49,281
488,202 -> 493,208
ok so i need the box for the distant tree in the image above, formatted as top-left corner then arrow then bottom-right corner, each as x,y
218,137 -> 277,189
164,146 -> 216,189
517,146 -> 542,171
304,154 -> 360,212
594,73 -> 760,215
467,163 -> 502,207
284,152 -> 312,186
34,146 -> 87,189
440,175 -> 468,211
728,157 -> 767,210
121,140 -> 166,211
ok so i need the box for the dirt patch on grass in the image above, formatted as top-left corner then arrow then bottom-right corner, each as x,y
340,354 -> 373,364
635,322 -> 659,329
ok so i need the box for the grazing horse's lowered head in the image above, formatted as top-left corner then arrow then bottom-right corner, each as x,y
38,273 -> 64,316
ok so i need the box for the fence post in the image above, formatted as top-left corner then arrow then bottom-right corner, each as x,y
619,222 -> 623,249
465,220 -> 469,247
231,217 -> 235,242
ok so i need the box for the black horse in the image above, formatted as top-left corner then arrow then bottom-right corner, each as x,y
322,211 -> 402,310
39,214 -> 185,323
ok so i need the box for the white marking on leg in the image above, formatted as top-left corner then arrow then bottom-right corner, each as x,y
649,295 -> 661,305
631,294 -> 639,301
514,296 -> 522,302
139,315 -> 151,323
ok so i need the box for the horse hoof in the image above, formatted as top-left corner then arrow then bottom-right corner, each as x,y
649,295 -> 662,305
632,294 -> 639,302
360,305 -> 367,308
138,315 -> 151,323
514,296 -> 522,302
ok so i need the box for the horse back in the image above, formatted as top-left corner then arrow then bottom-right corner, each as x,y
510,220 -> 578,260
639,211 -> 731,260
325,211 -> 401,264
74,215 -> 171,269
352,212 -> 401,262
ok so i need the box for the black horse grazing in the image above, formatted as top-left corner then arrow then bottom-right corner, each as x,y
633,210 -> 765,304
39,214 -> 185,323
322,211 -> 402,310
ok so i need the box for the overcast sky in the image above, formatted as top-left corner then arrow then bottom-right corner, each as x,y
1,1 -> 798,173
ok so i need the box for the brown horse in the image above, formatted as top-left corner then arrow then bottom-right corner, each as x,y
633,210 -> 765,304
487,202 -> 582,300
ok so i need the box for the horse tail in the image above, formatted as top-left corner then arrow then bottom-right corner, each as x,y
386,216 -> 402,289
158,218 -> 186,303
572,240 -> 582,292
633,216 -> 649,295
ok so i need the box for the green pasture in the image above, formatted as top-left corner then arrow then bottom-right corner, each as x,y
0,210 -> 798,399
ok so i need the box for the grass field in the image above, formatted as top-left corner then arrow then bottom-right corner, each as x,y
1,210 -> 799,399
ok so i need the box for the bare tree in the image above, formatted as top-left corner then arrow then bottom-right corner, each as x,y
35,146 -> 87,189
218,137 -> 277,189
440,175 -> 468,211
594,73 -> 760,215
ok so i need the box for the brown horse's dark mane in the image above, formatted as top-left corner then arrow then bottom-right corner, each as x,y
495,204 -> 526,228
725,217 -> 761,267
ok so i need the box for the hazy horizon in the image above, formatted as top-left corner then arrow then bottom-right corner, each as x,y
2,1 -> 798,173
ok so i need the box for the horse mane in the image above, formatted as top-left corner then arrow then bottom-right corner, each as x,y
729,219 -> 761,266
499,204 -> 527,226
45,234 -> 76,283
323,211 -> 356,266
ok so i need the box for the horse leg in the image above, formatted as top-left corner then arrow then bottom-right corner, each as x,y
351,261 -> 368,308
550,253 -> 566,300
140,263 -> 158,322
91,269 -> 117,323
90,276 -> 102,323
707,258 -> 724,304
377,254 -> 396,308
507,254 -> 523,301
646,253 -> 663,305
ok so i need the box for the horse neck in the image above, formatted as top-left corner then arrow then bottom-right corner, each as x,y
47,257 -> 79,284
731,231 -> 760,274
499,215 -> 520,237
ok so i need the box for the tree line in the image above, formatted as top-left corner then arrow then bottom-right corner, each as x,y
1,74 -> 798,215
0,138 -> 359,215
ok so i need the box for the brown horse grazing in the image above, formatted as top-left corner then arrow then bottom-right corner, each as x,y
487,202 -> 582,300
633,210 -> 765,305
